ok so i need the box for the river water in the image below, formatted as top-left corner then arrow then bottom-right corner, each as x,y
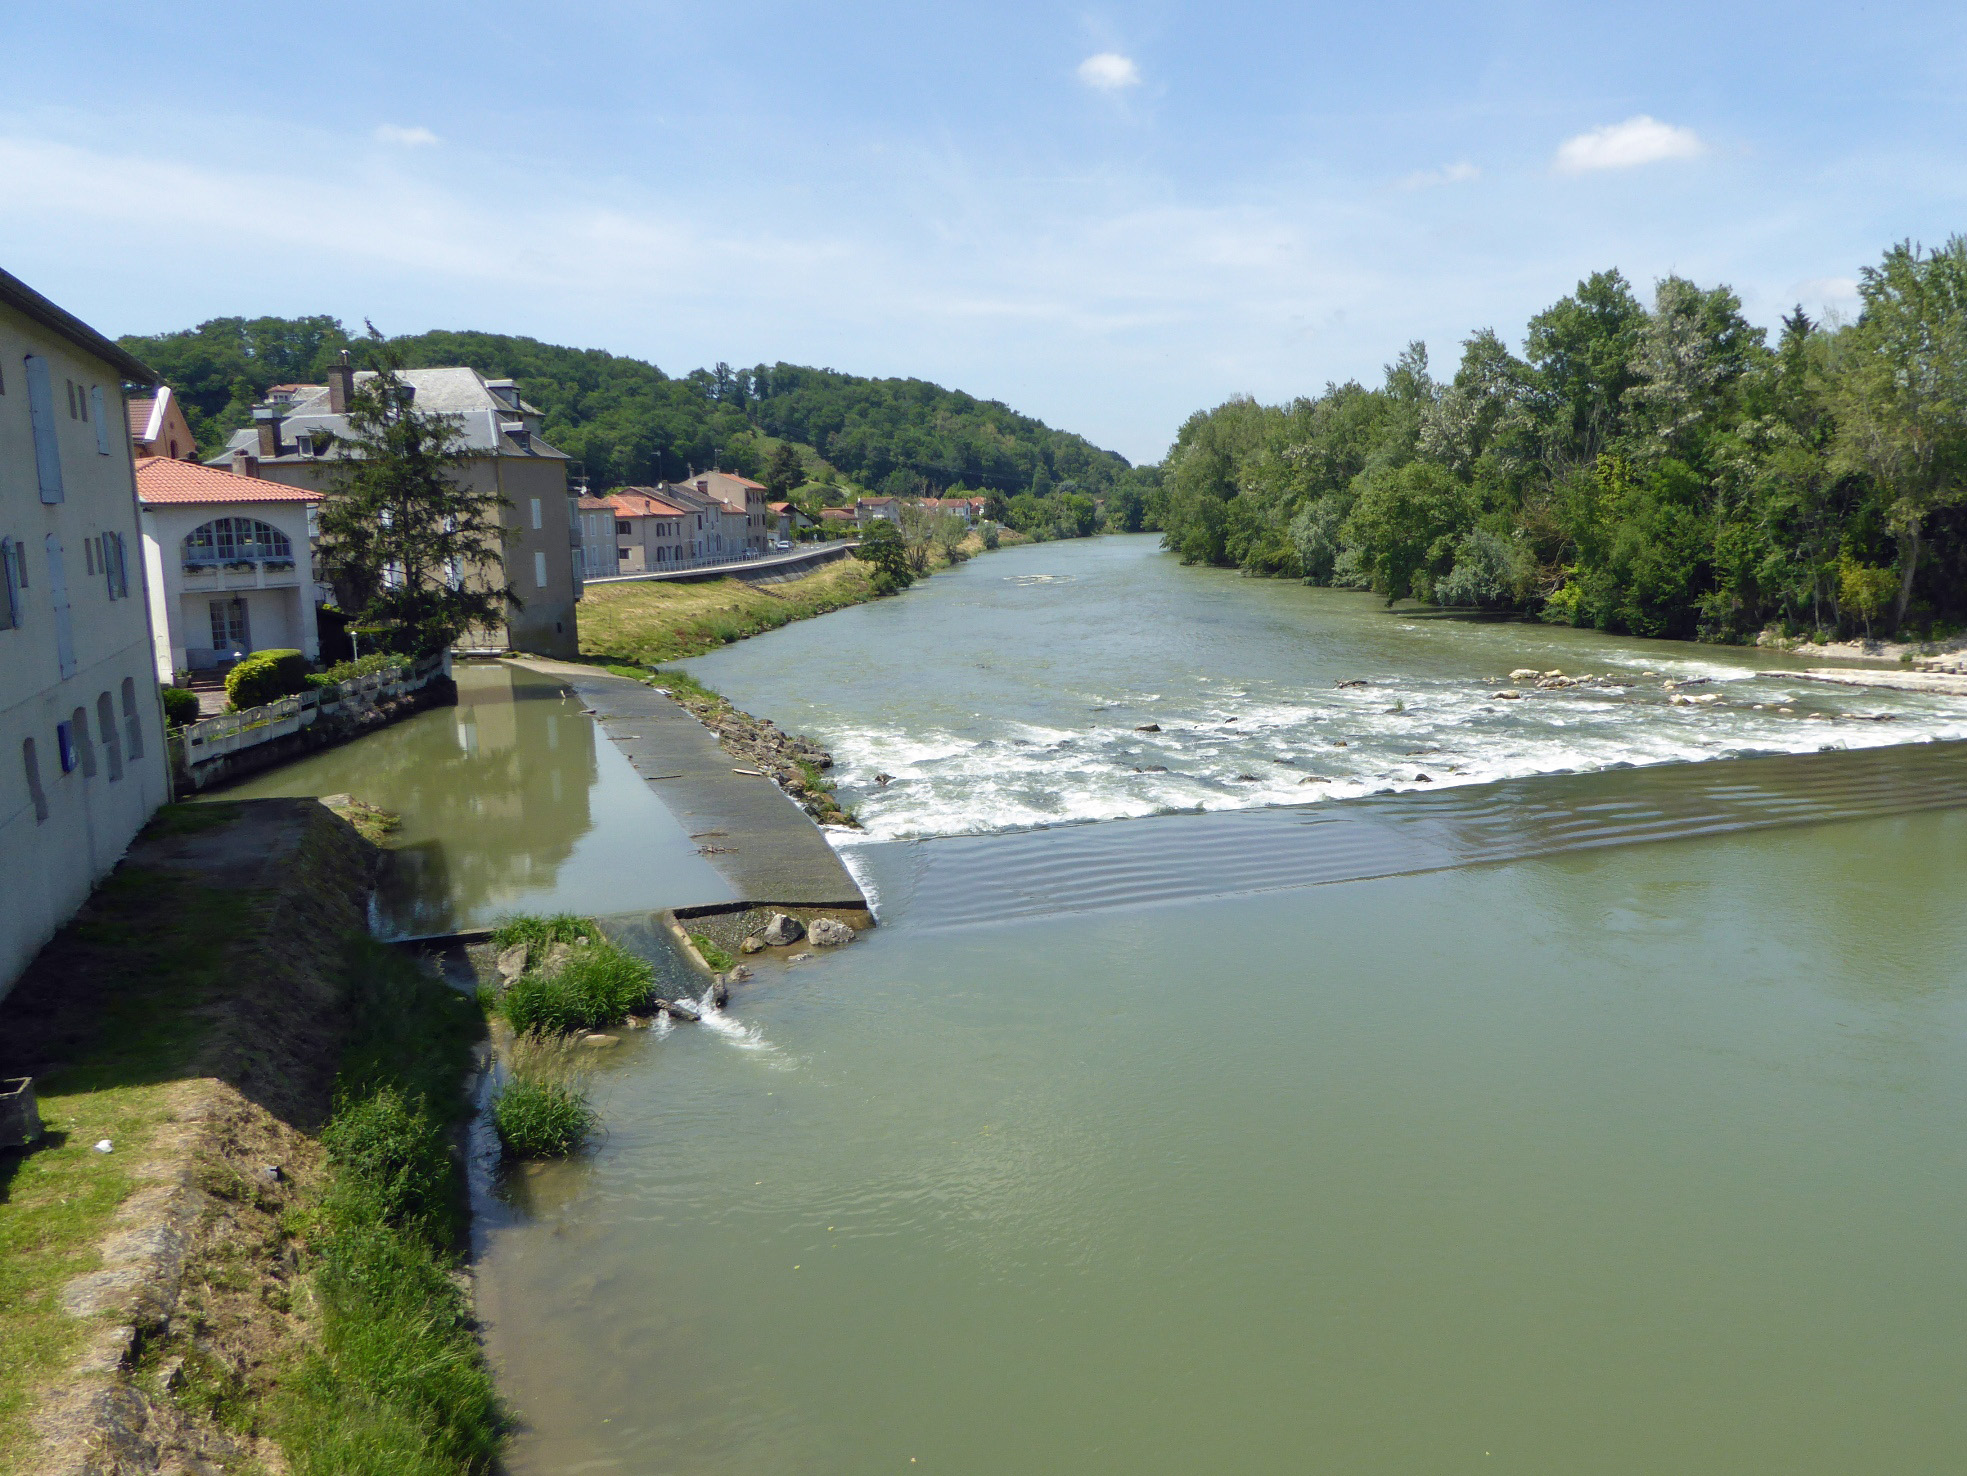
269,539 -> 1967,1472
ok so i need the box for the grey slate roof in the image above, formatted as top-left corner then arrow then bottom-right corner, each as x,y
206,366 -> 566,465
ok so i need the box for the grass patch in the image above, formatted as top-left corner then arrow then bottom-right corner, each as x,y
690,934 -> 737,972
145,801 -> 244,838
487,913 -> 597,971
490,1036 -> 596,1160
0,869 -> 253,1474
275,939 -> 500,1473
577,560 -> 877,666
496,941 -> 653,1036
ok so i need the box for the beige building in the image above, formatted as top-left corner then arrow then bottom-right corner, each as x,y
684,470 -> 771,555
210,365 -> 582,657
127,384 -> 197,461
605,489 -> 699,573
1,268 -> 171,995
135,457 -> 320,677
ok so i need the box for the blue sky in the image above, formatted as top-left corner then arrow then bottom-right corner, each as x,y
4,1 -> 1965,463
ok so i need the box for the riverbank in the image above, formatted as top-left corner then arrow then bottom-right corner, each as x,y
576,530 -> 991,667
0,798 -> 495,1475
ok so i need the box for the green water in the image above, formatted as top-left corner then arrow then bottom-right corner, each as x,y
216,662 -> 731,935
425,540 -> 1967,1472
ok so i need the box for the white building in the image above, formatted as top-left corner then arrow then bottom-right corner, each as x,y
135,457 -> 320,678
1,268 -> 170,995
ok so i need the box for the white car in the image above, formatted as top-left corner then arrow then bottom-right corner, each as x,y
772,539 -> 793,551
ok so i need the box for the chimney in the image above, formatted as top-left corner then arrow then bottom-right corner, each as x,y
231,449 -> 259,479
326,350 -> 354,413
254,406 -> 284,457
696,478 -> 709,495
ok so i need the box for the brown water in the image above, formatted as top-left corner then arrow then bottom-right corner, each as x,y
453,542 -> 1967,1474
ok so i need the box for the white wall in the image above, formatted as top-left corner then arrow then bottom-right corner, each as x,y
141,499 -> 318,675
1,300 -> 170,996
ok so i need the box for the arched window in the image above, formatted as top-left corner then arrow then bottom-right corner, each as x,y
183,518 -> 293,568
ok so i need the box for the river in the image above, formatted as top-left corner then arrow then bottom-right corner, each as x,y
253,537 -> 1967,1471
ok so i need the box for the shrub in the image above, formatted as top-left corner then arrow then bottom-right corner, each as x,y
488,913 -> 597,971
492,1077 -> 596,1159
307,652 -> 406,689
161,685 -> 201,728
225,648 -> 310,710
499,942 -> 653,1034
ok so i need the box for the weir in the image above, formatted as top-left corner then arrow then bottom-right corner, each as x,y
871,737 -> 1967,927
510,658 -> 868,911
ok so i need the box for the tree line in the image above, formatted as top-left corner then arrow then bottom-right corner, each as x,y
1147,238 -> 1967,642
114,319 -> 1148,542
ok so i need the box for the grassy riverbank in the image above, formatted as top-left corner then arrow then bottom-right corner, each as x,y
578,532 -> 993,667
0,800 -> 497,1476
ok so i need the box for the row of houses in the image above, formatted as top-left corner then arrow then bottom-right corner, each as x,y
575,471 -> 775,579
813,493 -> 989,532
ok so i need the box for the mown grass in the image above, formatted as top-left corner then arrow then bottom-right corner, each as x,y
0,867 -> 251,1476
577,559 -> 878,666
276,939 -> 499,1475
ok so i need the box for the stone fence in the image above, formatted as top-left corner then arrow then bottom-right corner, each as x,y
169,652 -> 452,793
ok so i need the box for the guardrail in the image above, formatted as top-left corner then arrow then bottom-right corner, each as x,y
583,539 -> 860,587
172,653 -> 449,785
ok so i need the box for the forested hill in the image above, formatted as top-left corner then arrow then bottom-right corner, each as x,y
1151,236 -> 1967,644
116,319 -> 1140,505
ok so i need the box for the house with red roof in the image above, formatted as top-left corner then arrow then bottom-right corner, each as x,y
604,488 -> 702,573
126,385 -> 197,461
134,456 -> 320,678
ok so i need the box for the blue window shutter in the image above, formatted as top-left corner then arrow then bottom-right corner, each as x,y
92,387 -> 111,453
45,535 -> 75,678
25,356 -> 65,503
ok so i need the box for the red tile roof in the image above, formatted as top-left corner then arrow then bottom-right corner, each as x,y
578,495 -> 615,510
607,490 -> 689,518
127,396 -> 156,439
135,457 -> 318,505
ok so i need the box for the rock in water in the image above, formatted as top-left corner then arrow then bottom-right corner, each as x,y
1508,668 -> 1539,681
496,943 -> 529,986
661,998 -> 701,1023
808,917 -> 856,948
762,913 -> 805,946
1135,723 -> 1161,732
740,935 -> 765,954
711,979 -> 731,1008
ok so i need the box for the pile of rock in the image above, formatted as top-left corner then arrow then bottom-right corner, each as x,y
663,689 -> 860,828
738,911 -> 858,955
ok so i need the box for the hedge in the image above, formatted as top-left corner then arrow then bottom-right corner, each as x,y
225,649 -> 310,711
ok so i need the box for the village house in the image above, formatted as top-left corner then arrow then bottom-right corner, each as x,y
855,495 -> 901,526
684,469 -> 771,554
1,268 -> 171,993
210,363 -> 583,658
576,494 -> 619,579
916,495 -> 988,526
606,489 -> 698,572
126,383 -> 197,461
134,457 -> 320,679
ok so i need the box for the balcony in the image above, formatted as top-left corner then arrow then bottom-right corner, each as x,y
181,557 -> 302,590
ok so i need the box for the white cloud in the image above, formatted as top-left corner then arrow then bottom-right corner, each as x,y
1553,116 -> 1703,174
1076,53 -> 1140,92
1400,161 -> 1480,190
374,124 -> 440,147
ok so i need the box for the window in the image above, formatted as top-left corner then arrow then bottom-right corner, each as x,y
616,521 -> 630,535
71,708 -> 97,776
97,693 -> 123,780
104,532 -> 130,599
24,355 -> 64,503
121,678 -> 143,761
182,518 -> 292,568
66,380 -> 77,418
45,536 -> 75,679
92,387 -> 110,453
533,551 -> 548,588
0,537 -> 22,630
531,498 -> 543,530
23,738 -> 48,823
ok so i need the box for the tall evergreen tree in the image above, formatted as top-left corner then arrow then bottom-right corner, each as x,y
318,340 -> 512,653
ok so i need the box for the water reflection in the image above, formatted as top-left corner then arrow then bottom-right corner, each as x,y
215,662 -> 733,934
